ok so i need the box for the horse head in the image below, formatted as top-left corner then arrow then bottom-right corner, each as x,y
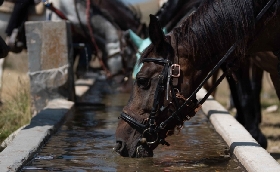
114,15 -> 203,157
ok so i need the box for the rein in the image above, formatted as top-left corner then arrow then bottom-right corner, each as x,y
120,0 -> 277,147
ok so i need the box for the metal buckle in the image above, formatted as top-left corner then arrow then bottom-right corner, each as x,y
171,64 -> 180,77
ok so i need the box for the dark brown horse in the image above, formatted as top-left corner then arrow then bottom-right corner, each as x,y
156,0 -> 205,32
114,0 -> 280,157
156,0 -> 275,149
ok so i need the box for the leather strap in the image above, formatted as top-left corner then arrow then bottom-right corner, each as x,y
171,33 -> 180,86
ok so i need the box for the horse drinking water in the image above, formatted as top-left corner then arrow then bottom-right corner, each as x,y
114,0 -> 280,158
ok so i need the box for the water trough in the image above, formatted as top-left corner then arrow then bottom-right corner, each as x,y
1,80 -> 280,171
0,20 -> 280,171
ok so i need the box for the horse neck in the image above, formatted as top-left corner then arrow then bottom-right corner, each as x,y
166,0 -> 205,31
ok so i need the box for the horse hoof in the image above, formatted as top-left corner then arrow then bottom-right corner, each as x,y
257,132 -> 267,149
250,129 -> 267,149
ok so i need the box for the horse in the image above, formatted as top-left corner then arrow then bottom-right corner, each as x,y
156,0 -> 205,32
88,0 -> 146,91
127,0 -> 204,80
114,0 -> 280,158
156,0 -> 277,149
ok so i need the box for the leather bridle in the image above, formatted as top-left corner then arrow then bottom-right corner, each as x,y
119,0 -> 277,148
120,56 -> 200,147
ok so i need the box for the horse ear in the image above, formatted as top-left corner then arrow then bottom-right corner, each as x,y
149,14 -> 165,48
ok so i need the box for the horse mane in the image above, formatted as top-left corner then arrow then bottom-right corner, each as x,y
156,0 -> 192,27
173,0 -> 256,60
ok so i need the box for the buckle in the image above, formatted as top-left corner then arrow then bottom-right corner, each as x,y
171,64 -> 180,77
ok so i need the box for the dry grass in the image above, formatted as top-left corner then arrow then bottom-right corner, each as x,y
0,52 -> 31,144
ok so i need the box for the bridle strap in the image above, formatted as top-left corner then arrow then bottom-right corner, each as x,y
171,33 -> 180,86
142,58 -> 172,129
120,112 -> 147,133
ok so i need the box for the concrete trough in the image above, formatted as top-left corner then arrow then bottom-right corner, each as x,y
197,88 -> 280,172
0,18 -> 280,169
0,83 -> 279,171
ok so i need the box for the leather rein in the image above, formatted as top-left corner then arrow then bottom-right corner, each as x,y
120,0 -> 277,147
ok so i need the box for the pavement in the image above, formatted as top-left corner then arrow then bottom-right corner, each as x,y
0,78 -> 279,172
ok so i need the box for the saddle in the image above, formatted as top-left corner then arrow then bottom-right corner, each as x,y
0,1 -> 44,15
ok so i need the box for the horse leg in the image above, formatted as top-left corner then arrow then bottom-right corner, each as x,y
272,51 -> 280,99
0,58 -> 5,105
237,58 -> 267,149
222,59 -> 267,149
221,64 -> 245,125
251,61 -> 263,124
203,70 -> 219,98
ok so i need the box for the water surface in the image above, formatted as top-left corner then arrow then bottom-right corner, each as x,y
21,79 -> 246,172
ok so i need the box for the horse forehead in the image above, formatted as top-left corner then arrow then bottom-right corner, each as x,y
139,62 -> 163,75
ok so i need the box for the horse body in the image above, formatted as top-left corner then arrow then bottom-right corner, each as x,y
115,0 -> 280,158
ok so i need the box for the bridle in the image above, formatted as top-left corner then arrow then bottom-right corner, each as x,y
119,0 -> 277,148
120,55 -> 201,147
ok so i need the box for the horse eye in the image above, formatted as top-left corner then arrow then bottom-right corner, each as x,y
136,77 -> 150,89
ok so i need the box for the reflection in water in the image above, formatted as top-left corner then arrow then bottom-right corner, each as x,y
21,79 -> 246,172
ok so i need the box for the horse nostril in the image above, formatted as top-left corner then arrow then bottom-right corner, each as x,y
113,141 -> 123,152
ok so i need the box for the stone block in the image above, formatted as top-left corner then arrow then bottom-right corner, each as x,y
25,21 -> 75,114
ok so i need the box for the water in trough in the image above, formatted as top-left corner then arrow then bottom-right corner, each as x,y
21,78 -> 246,172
